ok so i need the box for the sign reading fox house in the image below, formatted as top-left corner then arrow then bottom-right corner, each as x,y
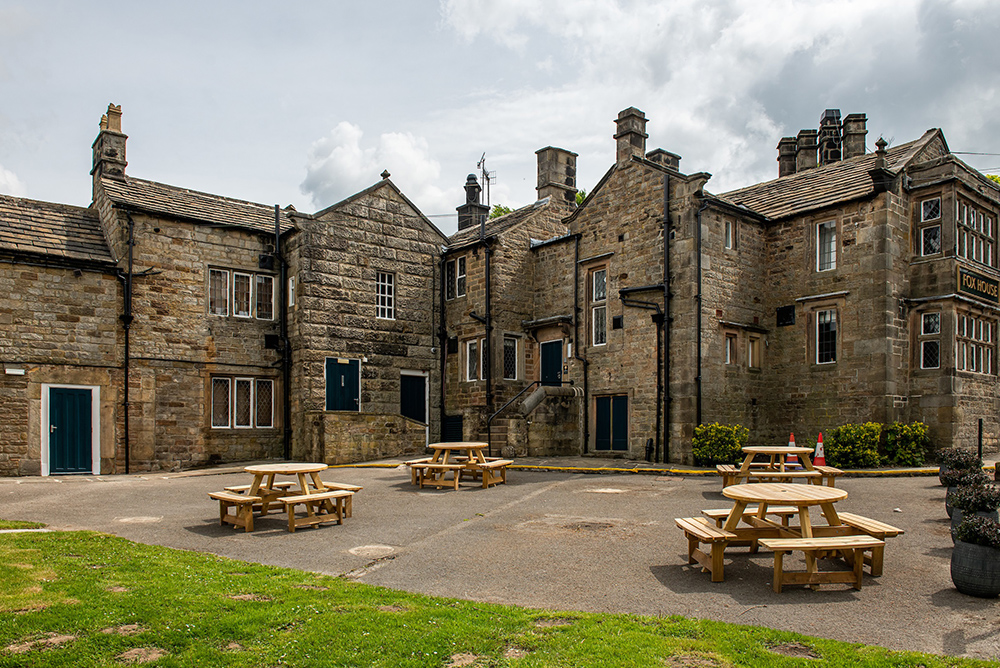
958,267 -> 1000,305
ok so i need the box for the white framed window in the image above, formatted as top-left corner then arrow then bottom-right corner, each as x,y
209,269 -> 229,316
725,333 -> 737,365
592,306 -> 607,346
922,312 -> 940,335
921,198 -> 941,222
817,221 -> 837,271
921,340 -> 940,369
255,379 -> 274,428
446,256 -> 467,300
234,377 -> 253,428
255,275 -> 274,320
466,339 -> 479,381
233,272 -> 252,318
209,268 -> 276,319
591,267 -> 607,346
921,225 -> 942,256
376,272 -> 395,320
956,198 -> 996,268
816,309 -> 837,364
956,312 -> 995,374
211,376 -> 275,428
503,335 -> 518,380
724,219 -> 736,250
288,276 -> 296,308
211,377 -> 231,427
748,336 -> 761,369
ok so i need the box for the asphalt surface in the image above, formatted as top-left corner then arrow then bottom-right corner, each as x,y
2,463 -> 998,661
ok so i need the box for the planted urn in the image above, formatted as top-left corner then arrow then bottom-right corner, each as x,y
942,469 -> 992,518
952,515 -> 1000,598
937,447 -> 982,487
948,483 -> 1000,541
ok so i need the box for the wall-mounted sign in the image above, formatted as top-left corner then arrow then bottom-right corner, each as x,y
958,267 -> 1000,305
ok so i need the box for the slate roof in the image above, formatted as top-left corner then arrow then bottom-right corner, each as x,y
448,198 -> 554,249
0,194 -> 114,264
717,130 -> 941,220
100,176 -> 294,234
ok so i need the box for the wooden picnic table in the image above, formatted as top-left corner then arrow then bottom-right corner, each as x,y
409,442 -> 513,490
721,482 -> 845,535
717,445 -> 843,487
245,462 -> 329,508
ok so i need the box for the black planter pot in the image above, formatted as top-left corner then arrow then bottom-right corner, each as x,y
939,464 -> 951,487
946,486 -> 957,518
951,509 -> 1000,542
952,540 -> 1000,598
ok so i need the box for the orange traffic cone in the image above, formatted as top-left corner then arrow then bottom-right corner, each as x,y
786,433 -> 799,468
814,432 -> 826,466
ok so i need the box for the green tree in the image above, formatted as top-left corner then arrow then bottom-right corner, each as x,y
576,189 -> 588,206
986,174 -> 1000,185
489,204 -> 513,219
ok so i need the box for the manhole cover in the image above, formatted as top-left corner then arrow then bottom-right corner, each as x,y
563,521 -> 613,531
349,545 -> 395,558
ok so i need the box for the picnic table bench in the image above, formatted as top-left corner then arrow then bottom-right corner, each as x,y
716,464 -> 843,487
758,535 -> 886,592
278,489 -> 353,533
209,490 -> 261,532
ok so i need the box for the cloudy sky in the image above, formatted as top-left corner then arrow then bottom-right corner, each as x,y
1,1 -> 998,235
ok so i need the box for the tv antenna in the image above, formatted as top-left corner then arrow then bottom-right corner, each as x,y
477,152 -> 496,208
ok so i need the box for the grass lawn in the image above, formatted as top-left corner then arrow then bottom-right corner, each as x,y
0,520 -> 45,530
0,529 -> 991,667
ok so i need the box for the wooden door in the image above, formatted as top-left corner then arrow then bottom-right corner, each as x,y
400,374 -> 427,423
540,340 -> 562,387
325,358 -> 360,411
595,395 -> 628,451
49,387 -> 92,473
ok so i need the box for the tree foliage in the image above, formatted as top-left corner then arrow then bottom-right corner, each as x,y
986,174 -> 1000,185
489,204 -> 513,219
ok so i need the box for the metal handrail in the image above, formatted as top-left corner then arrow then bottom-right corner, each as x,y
486,381 -> 573,456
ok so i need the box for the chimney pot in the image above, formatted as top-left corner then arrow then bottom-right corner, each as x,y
614,107 -> 648,165
777,137 -> 797,177
91,103 -> 128,184
535,146 -> 578,206
842,113 -> 868,159
818,109 -> 842,166
795,129 -> 819,172
456,174 -> 489,230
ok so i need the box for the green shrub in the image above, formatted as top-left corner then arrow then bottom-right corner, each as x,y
948,484 -> 1000,513
884,422 -> 929,466
942,468 -> 991,488
692,423 -> 749,466
955,514 -> 1000,548
937,446 -> 981,471
825,422 -> 883,468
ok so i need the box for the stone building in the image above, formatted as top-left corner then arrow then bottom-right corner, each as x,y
2,102 -> 999,476
0,104 -> 443,475
447,107 -> 1000,463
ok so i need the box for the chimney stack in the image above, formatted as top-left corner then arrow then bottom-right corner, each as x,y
795,129 -> 819,172
777,137 -> 797,177
645,148 -> 681,171
614,107 -> 648,165
842,113 -> 868,159
818,109 -> 842,166
456,174 -> 489,231
535,146 -> 578,206
91,103 -> 127,183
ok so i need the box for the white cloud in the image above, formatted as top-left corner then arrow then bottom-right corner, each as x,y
301,122 -> 463,218
0,164 -> 26,197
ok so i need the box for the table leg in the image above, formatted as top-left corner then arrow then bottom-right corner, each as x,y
722,501 -> 749,533
819,502 -> 841,526
310,472 -> 336,514
737,454 -> 754,475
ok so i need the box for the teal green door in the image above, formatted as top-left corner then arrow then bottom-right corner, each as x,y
595,395 -> 628,451
326,359 -> 360,411
50,388 -> 92,473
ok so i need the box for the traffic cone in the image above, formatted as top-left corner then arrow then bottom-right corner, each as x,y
786,433 -> 799,468
814,432 -> 826,466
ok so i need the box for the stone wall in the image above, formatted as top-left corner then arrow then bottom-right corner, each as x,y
288,182 -> 445,461
305,411 -> 426,464
0,263 -> 120,475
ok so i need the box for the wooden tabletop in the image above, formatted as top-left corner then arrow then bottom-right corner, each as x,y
429,442 -> 488,450
245,462 -> 329,475
723,482 -> 846,506
741,446 -> 815,456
